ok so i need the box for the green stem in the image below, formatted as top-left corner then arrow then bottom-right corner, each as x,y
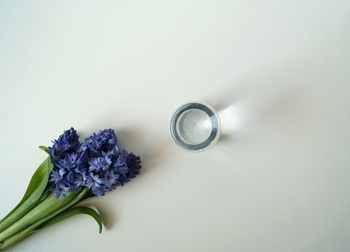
0,188 -> 88,243
0,158 -> 53,233
0,189 -> 51,234
0,188 -> 88,251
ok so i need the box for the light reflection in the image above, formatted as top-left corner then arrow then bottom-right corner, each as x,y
217,103 -> 244,137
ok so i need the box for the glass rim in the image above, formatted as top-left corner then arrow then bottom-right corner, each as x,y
170,102 -> 220,151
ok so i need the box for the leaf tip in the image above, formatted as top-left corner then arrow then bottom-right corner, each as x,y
39,146 -> 49,151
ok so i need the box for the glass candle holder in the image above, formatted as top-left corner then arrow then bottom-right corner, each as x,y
170,102 -> 220,151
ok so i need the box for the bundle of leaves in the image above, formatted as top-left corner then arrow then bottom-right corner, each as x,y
0,128 -> 141,250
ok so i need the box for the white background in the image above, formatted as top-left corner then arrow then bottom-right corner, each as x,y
0,1 -> 349,251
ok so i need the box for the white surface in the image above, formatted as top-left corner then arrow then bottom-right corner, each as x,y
0,0 -> 349,251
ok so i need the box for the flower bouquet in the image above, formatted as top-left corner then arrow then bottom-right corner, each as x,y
0,128 -> 141,250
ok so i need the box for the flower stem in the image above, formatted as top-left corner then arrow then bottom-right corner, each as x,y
0,158 -> 53,233
0,188 -> 88,244
0,188 -> 88,250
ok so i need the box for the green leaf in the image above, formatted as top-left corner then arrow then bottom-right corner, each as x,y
38,146 -> 49,151
41,207 -> 103,233
0,188 -> 88,242
0,157 -> 54,233
0,189 -> 89,250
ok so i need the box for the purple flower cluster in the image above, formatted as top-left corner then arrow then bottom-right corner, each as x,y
48,128 -> 141,197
